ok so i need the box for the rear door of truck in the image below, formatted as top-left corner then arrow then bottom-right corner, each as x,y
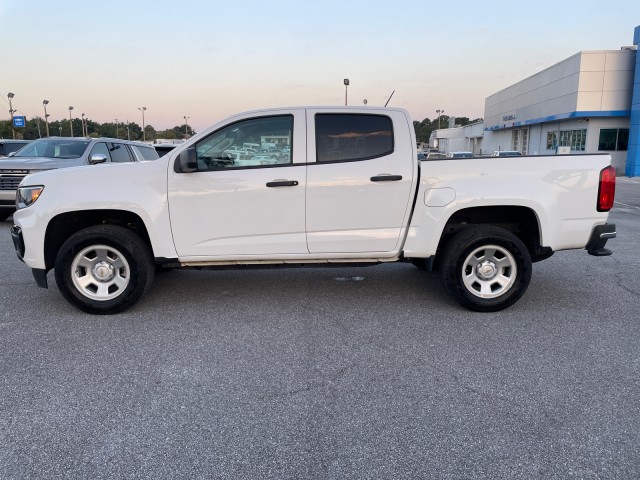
305,108 -> 417,254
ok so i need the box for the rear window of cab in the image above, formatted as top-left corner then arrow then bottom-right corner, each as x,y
315,114 -> 393,163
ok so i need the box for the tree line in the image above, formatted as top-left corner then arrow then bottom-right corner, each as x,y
0,117 -> 195,142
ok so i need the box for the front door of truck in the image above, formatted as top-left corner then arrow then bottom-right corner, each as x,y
305,109 -> 417,254
168,111 -> 308,258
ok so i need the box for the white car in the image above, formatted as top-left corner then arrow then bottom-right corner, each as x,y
493,150 -> 523,157
446,151 -> 474,158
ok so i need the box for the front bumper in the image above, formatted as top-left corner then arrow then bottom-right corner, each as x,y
10,225 -> 24,260
586,223 -> 616,256
11,224 -> 48,288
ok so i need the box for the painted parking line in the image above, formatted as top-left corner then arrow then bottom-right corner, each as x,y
614,201 -> 640,210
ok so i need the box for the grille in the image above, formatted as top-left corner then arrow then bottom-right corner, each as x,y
0,174 -> 25,190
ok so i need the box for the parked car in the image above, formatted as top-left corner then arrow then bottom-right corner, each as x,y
0,139 -> 32,158
0,137 -> 158,221
425,152 -> 447,160
11,106 -> 616,314
446,151 -> 474,158
493,150 -> 523,157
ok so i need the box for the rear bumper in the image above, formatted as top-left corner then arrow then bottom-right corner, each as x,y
586,223 -> 616,256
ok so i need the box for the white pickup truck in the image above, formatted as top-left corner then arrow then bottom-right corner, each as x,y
10,107 -> 616,314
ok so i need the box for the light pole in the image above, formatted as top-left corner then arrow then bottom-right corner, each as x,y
82,113 -> 86,136
58,125 -> 62,136
68,106 -> 74,137
43,100 -> 50,137
183,115 -> 190,138
138,107 -> 147,141
343,79 -> 349,106
436,109 -> 444,129
7,92 -> 15,139
126,120 -> 130,140
115,118 -> 119,138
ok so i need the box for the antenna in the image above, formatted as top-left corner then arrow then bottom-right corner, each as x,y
384,90 -> 395,107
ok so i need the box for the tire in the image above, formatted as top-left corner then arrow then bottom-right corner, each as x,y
54,225 -> 155,314
439,226 -> 532,312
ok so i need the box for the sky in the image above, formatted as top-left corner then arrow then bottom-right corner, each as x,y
0,0 -> 638,132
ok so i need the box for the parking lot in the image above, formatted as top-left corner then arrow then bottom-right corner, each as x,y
1,178 -> 639,479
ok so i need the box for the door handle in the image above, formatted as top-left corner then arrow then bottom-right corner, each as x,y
370,175 -> 402,182
266,180 -> 299,187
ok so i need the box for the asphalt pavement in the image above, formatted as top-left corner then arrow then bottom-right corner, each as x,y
1,178 -> 639,479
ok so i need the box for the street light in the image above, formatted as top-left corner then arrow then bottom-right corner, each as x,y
183,115 -> 190,138
58,125 -> 62,136
7,92 -> 15,139
436,109 -> 445,129
126,120 -> 130,140
43,100 -> 50,137
68,106 -> 74,137
138,107 -> 147,141
82,113 -> 86,136
115,118 -> 119,139
343,79 -> 349,106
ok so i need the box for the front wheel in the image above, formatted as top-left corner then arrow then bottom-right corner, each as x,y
54,225 -> 155,314
439,226 -> 532,312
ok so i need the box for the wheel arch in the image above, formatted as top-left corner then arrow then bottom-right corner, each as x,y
435,205 -> 551,266
44,210 -> 153,270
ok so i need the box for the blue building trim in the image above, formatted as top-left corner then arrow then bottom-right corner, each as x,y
625,25 -> 640,177
485,110 -> 631,132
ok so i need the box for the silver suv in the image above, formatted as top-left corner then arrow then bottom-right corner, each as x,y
0,137 -> 158,221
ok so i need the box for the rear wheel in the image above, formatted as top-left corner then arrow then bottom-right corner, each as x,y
54,225 -> 154,314
439,226 -> 532,312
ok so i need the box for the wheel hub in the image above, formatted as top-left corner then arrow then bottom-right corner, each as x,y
476,260 -> 497,280
93,261 -> 115,282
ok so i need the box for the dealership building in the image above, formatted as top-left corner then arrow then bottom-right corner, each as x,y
431,25 -> 640,177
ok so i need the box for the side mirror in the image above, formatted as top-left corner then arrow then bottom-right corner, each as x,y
89,153 -> 108,165
175,147 -> 197,173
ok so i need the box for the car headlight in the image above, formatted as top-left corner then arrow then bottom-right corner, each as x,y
16,185 -> 44,210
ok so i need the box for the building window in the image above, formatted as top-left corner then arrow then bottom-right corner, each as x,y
598,128 -> 629,151
512,129 -> 519,151
547,129 -> 586,151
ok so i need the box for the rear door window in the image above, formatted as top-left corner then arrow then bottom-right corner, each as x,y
315,114 -> 394,163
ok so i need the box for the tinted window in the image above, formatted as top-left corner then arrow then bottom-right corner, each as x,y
195,115 -> 293,170
0,142 -> 29,156
133,145 -> 160,160
315,114 -> 393,162
109,143 -> 134,162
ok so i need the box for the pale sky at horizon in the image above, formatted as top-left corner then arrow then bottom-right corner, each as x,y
0,0 -> 638,132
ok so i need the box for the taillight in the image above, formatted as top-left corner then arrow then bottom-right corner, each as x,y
597,165 -> 616,212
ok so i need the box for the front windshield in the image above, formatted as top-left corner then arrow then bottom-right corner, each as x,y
15,139 -> 90,159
